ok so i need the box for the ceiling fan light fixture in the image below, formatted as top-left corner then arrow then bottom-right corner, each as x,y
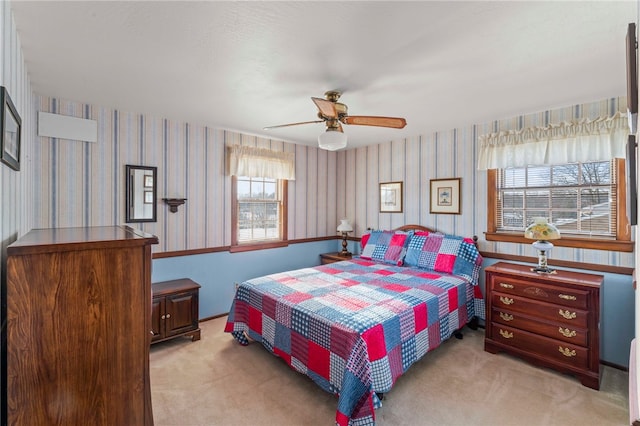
318,129 -> 347,151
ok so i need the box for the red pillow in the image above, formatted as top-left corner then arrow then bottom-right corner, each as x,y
360,233 -> 371,250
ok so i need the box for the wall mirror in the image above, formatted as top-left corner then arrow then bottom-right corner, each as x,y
125,164 -> 157,223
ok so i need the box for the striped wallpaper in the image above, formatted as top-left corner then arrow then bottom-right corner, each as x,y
0,1 -> 35,285
341,97 -> 632,268
33,98 -> 339,253
33,95 -> 632,267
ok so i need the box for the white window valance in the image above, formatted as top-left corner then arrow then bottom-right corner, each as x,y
477,111 -> 629,170
228,145 -> 295,180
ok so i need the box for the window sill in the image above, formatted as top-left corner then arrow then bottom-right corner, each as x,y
229,240 -> 289,253
484,232 -> 633,252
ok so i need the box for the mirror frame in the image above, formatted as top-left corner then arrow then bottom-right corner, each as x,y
125,164 -> 157,223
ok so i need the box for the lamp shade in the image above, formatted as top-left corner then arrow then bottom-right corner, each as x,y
337,219 -> 353,233
318,129 -> 347,151
524,217 -> 561,241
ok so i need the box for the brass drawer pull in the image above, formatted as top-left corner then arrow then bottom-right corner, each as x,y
559,294 -> 577,301
559,346 -> 577,357
499,296 -> 514,305
499,329 -> 514,339
558,309 -> 577,320
499,312 -> 514,322
500,283 -> 514,289
558,327 -> 577,338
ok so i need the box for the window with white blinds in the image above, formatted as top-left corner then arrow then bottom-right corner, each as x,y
496,160 -> 616,237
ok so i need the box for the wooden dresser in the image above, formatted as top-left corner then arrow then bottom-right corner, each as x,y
6,226 -> 158,425
484,262 -> 602,390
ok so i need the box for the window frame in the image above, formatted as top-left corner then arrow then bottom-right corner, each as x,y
230,175 -> 288,253
486,158 -> 632,252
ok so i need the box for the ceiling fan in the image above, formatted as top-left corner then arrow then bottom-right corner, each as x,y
264,91 -> 407,151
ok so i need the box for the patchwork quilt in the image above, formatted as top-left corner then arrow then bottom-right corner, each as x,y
225,258 -> 484,426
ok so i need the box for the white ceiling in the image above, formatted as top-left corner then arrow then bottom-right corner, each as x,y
9,1 -> 638,150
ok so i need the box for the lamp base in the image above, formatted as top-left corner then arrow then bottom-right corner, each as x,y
531,242 -> 556,274
340,233 -> 351,256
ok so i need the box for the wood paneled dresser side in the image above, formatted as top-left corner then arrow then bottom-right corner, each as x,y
484,261 -> 602,390
6,226 -> 158,425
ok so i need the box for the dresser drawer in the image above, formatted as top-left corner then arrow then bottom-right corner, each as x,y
492,307 -> 588,346
490,276 -> 589,310
491,292 -> 588,328
485,262 -> 602,390
490,323 -> 589,370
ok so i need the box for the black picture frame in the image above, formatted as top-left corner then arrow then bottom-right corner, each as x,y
0,87 -> 21,171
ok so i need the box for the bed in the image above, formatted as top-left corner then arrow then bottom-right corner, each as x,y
224,225 -> 484,425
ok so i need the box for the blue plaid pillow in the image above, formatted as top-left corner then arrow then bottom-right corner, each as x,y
404,233 -> 482,283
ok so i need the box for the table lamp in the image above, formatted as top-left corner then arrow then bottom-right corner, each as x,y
337,219 -> 353,256
524,217 -> 561,273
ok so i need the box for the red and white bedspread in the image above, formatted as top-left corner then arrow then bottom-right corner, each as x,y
225,257 -> 484,425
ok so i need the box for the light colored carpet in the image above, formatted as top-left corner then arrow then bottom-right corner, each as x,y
150,316 -> 629,425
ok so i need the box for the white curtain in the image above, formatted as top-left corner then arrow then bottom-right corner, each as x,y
228,145 -> 295,180
477,111 -> 629,170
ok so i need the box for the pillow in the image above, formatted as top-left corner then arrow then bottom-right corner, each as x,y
404,233 -> 451,271
404,233 -> 483,282
361,232 -> 372,250
452,237 -> 483,283
360,230 -> 412,266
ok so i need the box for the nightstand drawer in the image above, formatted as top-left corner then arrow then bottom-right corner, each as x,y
492,307 -> 588,346
491,292 -> 588,328
491,323 -> 589,370
491,277 -> 589,310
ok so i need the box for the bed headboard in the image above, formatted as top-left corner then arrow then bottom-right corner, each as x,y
394,224 -> 436,233
392,224 -> 478,246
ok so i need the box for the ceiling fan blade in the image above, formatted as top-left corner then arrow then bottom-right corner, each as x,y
342,116 -> 407,129
312,97 -> 338,119
263,120 -> 324,130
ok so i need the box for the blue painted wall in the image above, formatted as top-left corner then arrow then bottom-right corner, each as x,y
152,239 -> 349,319
153,239 -> 632,368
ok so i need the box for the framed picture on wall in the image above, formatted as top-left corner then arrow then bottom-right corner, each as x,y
0,87 -> 21,171
430,178 -> 461,214
144,174 -> 154,188
380,181 -> 403,213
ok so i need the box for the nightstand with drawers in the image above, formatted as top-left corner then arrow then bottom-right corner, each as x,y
320,252 -> 352,265
484,262 -> 602,389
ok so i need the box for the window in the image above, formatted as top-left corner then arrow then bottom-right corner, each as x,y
231,176 -> 288,250
487,158 -> 631,251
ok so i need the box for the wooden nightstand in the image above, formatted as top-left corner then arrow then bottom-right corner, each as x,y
484,262 -> 602,389
320,252 -> 352,265
151,278 -> 201,344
